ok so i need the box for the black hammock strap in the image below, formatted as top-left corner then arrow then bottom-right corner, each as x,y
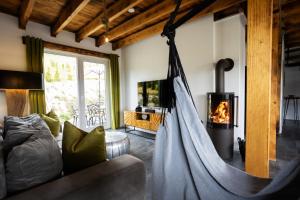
161,0 -> 216,116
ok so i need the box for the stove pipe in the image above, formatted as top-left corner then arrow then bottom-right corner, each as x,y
215,58 -> 234,93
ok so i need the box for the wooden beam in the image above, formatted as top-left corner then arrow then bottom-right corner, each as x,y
286,41 -> 300,48
22,36 -> 111,59
282,0 -> 300,18
245,0 -> 273,178
76,0 -> 143,42
270,10 -> 280,161
19,0 -> 35,29
97,0 -> 199,46
284,16 -> 300,27
112,0 -> 245,50
51,0 -> 90,36
286,62 -> 300,67
44,41 -> 111,59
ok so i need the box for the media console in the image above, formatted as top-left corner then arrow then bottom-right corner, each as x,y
124,111 -> 162,132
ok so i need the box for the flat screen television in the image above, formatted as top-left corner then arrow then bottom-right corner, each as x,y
138,79 -> 167,108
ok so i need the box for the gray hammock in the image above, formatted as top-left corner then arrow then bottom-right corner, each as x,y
152,1 -> 300,199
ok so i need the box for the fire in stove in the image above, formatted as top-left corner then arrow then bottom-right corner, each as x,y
210,101 -> 230,124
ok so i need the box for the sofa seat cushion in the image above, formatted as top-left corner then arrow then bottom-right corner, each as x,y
4,114 -> 63,194
62,122 -> 106,174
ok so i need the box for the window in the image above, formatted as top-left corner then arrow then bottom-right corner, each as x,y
44,51 -> 110,130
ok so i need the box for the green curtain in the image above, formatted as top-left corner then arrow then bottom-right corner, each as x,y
109,54 -> 120,129
24,36 -> 46,114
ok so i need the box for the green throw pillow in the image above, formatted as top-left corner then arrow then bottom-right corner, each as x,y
62,121 -> 106,174
40,110 -> 60,137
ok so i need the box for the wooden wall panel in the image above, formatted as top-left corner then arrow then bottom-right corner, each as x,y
245,0 -> 273,178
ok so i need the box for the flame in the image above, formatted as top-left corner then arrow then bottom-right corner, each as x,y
210,101 -> 230,124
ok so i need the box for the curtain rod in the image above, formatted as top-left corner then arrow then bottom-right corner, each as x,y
22,36 -> 119,59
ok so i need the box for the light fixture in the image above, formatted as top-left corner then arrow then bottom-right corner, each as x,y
102,0 -> 110,44
0,70 -> 43,90
0,70 -> 44,117
128,8 -> 135,13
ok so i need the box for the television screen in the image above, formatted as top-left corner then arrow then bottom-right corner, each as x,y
138,79 -> 167,108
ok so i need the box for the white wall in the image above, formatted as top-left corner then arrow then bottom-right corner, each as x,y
123,15 -> 214,123
123,14 -> 246,139
283,67 -> 300,120
0,12 -> 125,124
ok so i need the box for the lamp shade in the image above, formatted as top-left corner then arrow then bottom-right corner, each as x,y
0,70 -> 43,90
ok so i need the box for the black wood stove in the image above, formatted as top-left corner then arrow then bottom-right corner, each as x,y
207,58 -> 238,160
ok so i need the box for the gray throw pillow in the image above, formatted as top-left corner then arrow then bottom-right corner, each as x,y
0,136 -> 7,199
4,114 -> 63,193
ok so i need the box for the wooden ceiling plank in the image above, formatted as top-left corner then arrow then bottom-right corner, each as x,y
112,0 -> 245,50
282,0 -> 300,18
19,0 -> 35,29
51,0 -> 91,37
76,0 -> 143,42
97,0 -> 200,47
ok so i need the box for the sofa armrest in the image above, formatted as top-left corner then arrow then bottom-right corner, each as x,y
5,154 -> 145,200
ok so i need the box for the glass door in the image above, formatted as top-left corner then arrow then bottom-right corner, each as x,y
44,51 -> 111,131
44,53 -> 79,124
82,60 -> 110,130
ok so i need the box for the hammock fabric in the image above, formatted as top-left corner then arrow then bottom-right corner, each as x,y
152,1 -> 300,199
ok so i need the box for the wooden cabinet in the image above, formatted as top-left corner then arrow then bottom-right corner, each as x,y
124,111 -> 162,132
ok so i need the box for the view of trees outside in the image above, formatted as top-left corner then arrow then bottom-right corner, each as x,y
44,53 -> 78,123
44,53 -> 108,128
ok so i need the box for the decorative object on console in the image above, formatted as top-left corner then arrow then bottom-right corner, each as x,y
40,110 -> 60,137
3,114 -> 62,194
145,108 -> 155,113
124,111 -> 162,132
135,105 -> 142,112
0,70 -> 43,117
62,122 -> 106,174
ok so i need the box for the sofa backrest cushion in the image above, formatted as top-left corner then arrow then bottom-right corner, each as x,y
40,110 -> 60,137
62,121 -> 106,174
0,136 -> 6,199
4,114 -> 63,194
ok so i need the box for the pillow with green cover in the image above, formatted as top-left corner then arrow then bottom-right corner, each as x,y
40,110 -> 60,137
62,121 -> 106,174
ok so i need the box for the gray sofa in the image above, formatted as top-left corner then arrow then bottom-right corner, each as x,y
4,154 -> 145,200
1,115 -> 146,200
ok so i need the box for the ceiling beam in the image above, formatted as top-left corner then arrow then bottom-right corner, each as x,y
51,0 -> 90,37
76,0 -> 143,42
19,0 -> 35,29
97,0 -> 199,47
285,62 -> 300,67
282,0 -> 300,18
112,0 -> 245,50
286,41 -> 300,48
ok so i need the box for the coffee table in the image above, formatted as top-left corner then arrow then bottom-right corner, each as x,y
105,131 -> 130,159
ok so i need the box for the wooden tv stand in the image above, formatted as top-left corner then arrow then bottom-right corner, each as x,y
124,111 -> 162,132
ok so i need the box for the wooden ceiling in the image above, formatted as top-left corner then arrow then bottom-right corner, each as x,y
0,0 -> 298,51
0,0 -> 246,50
